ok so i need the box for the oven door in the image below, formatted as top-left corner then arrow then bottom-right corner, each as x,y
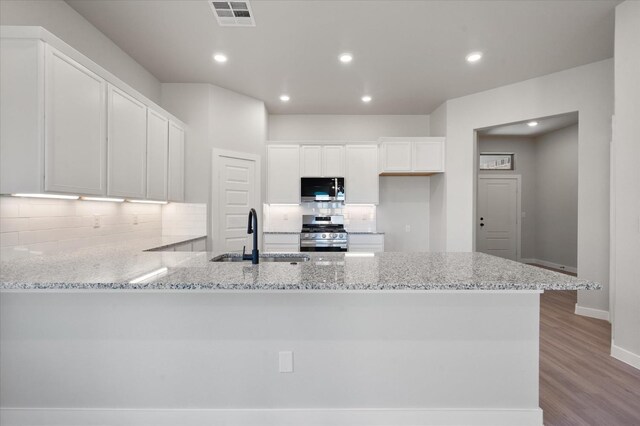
300,239 -> 347,252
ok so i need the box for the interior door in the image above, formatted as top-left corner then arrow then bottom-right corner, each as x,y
218,155 -> 256,253
477,177 -> 518,260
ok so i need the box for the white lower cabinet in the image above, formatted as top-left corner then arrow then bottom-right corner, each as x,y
263,233 -> 300,253
348,234 -> 385,252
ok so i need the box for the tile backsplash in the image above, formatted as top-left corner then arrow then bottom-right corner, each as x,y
0,196 -> 207,259
0,195 -> 162,258
263,203 -> 377,233
161,203 -> 207,236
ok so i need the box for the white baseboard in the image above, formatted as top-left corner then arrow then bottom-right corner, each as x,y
0,407 -> 544,426
575,303 -> 610,321
611,342 -> 640,370
519,258 -> 577,274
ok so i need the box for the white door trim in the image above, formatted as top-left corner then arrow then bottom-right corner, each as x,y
210,149 -> 262,253
477,175 -> 522,261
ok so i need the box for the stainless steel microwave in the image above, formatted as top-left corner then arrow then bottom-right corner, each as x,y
300,177 -> 345,202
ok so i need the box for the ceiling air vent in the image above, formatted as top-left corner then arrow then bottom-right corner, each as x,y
209,1 -> 256,27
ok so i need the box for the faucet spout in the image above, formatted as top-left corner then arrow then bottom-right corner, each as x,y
243,208 -> 259,264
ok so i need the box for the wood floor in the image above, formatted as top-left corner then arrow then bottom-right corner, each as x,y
539,289 -> 640,425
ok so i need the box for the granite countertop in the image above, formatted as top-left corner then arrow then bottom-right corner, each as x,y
0,236 -> 600,291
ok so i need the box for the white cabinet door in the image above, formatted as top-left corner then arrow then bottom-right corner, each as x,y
107,85 -> 147,198
322,145 -> 345,177
146,109 -> 169,201
300,145 -> 322,177
346,145 -> 378,204
413,139 -> 445,172
263,234 -> 300,252
44,46 -> 107,195
267,145 -> 300,203
348,234 -> 385,252
168,121 -> 185,202
381,141 -> 412,172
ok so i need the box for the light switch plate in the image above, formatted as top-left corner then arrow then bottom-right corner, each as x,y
93,214 -> 100,228
279,351 -> 293,373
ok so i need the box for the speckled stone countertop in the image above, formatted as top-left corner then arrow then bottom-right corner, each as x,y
0,236 -> 600,291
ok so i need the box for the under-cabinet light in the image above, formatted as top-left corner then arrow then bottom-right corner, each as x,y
129,267 -> 169,284
81,196 -> 125,203
345,252 -> 375,257
11,193 -> 79,200
128,199 -> 168,205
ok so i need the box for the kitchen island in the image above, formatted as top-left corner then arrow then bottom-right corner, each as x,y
0,240 -> 599,426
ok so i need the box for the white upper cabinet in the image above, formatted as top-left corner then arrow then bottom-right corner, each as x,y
322,145 -> 345,177
345,145 -> 378,204
300,145 -> 322,177
267,145 -> 300,203
381,141 -> 412,172
45,46 -> 107,195
0,27 -> 186,199
146,109 -> 169,201
413,138 -> 445,172
107,85 -> 147,198
299,145 -> 345,177
379,137 -> 445,174
168,121 -> 185,202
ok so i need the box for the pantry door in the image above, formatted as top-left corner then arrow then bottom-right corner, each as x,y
212,150 -> 261,253
477,175 -> 521,261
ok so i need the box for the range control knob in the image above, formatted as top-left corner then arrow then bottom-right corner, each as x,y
339,234 -> 344,238
331,233 -> 337,238
322,234 -> 327,239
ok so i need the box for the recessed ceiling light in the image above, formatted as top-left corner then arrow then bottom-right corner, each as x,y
339,53 -> 353,63
213,53 -> 228,63
279,95 -> 290,102
465,51 -> 483,63
527,121 -> 539,127
361,95 -> 372,103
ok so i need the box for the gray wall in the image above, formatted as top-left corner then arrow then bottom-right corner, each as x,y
378,176 -> 430,251
478,125 -> 578,269
0,0 -> 161,103
161,83 -> 268,204
535,125 -> 579,269
612,0 -> 640,363
268,114 -> 429,141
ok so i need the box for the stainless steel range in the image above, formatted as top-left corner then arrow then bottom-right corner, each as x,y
300,215 -> 347,252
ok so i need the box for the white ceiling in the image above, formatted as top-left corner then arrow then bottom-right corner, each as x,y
65,0 -> 619,114
477,112 -> 579,137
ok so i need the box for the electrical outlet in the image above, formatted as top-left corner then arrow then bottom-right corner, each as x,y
279,351 -> 293,373
93,214 -> 100,229
133,215 -> 139,225
283,213 -> 288,220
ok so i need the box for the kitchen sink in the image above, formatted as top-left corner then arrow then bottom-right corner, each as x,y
211,254 -> 310,263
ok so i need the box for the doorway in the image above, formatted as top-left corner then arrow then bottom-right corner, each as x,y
477,175 -> 521,261
210,149 -> 261,253
474,112 -> 579,272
